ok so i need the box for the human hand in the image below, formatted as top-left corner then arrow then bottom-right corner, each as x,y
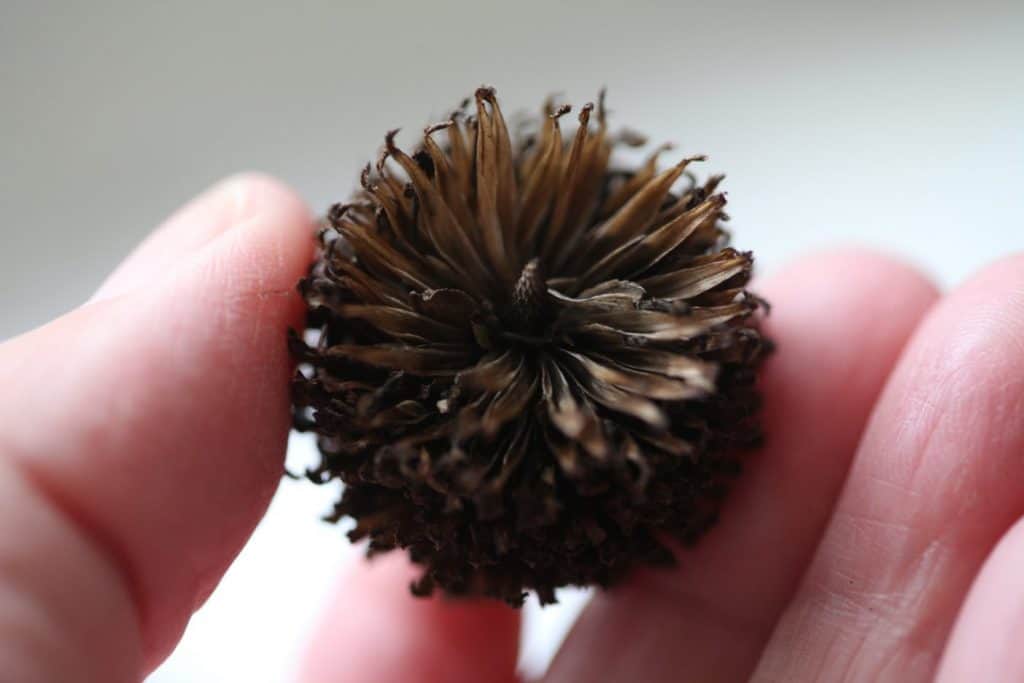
0,175 -> 1019,682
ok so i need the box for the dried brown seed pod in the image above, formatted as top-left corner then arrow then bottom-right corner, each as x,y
290,87 -> 770,606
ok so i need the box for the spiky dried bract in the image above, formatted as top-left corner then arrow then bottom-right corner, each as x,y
290,88 -> 770,606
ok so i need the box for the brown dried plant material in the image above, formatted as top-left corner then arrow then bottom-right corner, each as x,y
290,88 -> 770,606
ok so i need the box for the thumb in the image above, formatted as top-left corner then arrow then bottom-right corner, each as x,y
0,174 -> 313,680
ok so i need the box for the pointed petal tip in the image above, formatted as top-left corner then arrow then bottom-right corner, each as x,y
424,120 -> 455,136
677,154 -> 707,169
579,101 -> 595,122
551,103 -> 572,120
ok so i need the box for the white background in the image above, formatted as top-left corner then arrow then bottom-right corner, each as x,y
1,1 -> 1022,680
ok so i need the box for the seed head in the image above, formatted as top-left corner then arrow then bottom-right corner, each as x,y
290,87 -> 770,605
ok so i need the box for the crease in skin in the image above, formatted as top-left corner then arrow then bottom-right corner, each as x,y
787,499 -> 964,680
4,420 -> 148,629
0,310 -> 150,645
0,458 -> 142,682
864,472 -> 925,502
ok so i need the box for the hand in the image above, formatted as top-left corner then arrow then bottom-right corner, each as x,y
0,176 -> 1019,683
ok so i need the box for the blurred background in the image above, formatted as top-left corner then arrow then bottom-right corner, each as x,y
1,0 -> 1021,680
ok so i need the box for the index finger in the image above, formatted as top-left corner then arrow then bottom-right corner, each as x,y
0,175 -> 313,672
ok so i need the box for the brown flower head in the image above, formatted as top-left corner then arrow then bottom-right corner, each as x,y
290,87 -> 770,606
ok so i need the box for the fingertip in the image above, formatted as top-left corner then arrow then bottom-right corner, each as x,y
757,245 -> 939,304
951,251 -> 1024,306
963,249 -> 1024,279
885,250 -> 1024,396
93,172 -> 312,303
216,172 -> 312,234
167,173 -> 315,373
299,553 -> 521,683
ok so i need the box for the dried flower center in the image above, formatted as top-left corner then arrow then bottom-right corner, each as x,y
290,87 -> 770,607
502,259 -> 554,343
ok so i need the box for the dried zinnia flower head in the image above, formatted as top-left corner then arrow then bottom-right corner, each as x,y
290,87 -> 770,606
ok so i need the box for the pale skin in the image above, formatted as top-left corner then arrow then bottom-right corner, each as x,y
0,174 -> 1021,683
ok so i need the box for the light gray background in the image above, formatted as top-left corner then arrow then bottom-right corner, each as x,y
2,1 -> 1022,681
